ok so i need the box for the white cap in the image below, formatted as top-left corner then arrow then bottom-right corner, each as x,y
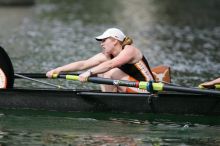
95,28 -> 126,41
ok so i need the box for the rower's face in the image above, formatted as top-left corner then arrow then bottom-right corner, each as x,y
100,38 -> 115,54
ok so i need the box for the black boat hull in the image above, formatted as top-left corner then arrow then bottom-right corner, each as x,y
0,88 -> 219,115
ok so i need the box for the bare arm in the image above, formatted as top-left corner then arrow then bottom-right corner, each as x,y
87,46 -> 137,75
46,53 -> 108,78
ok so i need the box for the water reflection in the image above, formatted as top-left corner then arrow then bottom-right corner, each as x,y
0,110 -> 219,146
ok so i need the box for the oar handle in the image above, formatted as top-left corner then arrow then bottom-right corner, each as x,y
53,74 -> 157,91
53,74 -> 161,93
53,74 -> 141,87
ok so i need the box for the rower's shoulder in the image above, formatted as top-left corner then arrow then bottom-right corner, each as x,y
123,45 -> 140,52
94,52 -> 111,61
124,45 -> 135,50
123,45 -> 142,57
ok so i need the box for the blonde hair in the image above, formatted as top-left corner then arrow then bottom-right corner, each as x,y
121,37 -> 133,48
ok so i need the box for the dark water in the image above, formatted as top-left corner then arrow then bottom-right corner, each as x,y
1,0 -> 220,145
0,110 -> 219,146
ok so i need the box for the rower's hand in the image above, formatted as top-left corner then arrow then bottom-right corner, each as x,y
46,69 -> 61,78
199,81 -> 215,89
79,70 -> 91,82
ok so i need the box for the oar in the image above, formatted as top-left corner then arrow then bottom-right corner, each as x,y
54,74 -> 140,88
15,73 -> 47,78
15,72 -> 82,79
52,74 -> 220,96
15,73 -> 68,89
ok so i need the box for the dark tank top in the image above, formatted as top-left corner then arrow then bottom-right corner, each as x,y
119,56 -> 155,81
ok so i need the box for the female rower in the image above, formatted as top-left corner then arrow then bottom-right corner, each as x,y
46,28 -> 155,92
200,77 -> 220,88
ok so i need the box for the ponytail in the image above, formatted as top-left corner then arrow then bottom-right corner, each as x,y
121,37 -> 133,48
